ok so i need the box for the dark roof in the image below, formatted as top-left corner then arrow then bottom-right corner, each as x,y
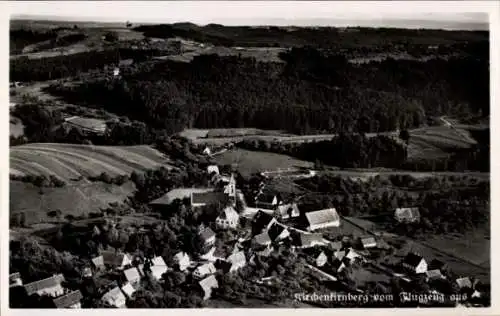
256,191 -> 278,204
101,251 -> 128,267
192,191 -> 227,205
199,226 -> 216,241
53,290 -> 83,308
429,259 -> 446,270
268,223 -> 287,241
402,253 -> 424,267
24,274 -> 65,296
252,211 -> 275,233
119,59 -> 134,66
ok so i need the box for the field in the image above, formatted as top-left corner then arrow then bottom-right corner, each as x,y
10,180 -> 136,225
214,148 -> 313,178
161,46 -> 287,63
10,143 -> 173,182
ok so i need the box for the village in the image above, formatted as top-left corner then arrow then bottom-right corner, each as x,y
8,161 -> 488,308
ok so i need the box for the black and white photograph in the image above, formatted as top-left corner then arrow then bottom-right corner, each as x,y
5,0 -> 497,311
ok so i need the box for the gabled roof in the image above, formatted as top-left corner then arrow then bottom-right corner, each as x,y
218,206 -> 239,222
456,277 -> 473,289
253,232 -> 271,245
199,226 -> 216,241
9,272 -> 21,281
299,233 -> 324,247
276,203 -> 300,217
426,269 -> 444,280
361,236 -> 377,247
334,250 -> 346,260
429,259 -> 446,271
192,191 -> 228,205
227,251 -> 246,266
256,191 -> 278,204
91,255 -> 104,268
123,267 -> 141,283
199,275 -> 218,294
305,208 -> 340,227
402,253 -> 424,267
151,256 -> 167,267
102,287 -> 126,305
102,250 -> 130,267
174,252 -> 190,262
52,290 -> 83,308
24,274 -> 65,296
345,248 -> 360,260
121,282 -> 136,298
395,207 -> 421,221
252,211 -> 276,232
268,223 -> 288,241
195,263 -> 216,275
330,241 -> 343,250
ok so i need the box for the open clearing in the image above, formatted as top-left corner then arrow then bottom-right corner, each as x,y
10,143 -> 172,182
214,148 -> 313,178
10,180 -> 136,225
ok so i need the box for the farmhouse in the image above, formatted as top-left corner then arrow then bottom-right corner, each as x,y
252,210 -> 278,235
101,287 -> 127,308
62,116 -> 107,135
426,269 -> 445,281
9,272 -> 22,287
193,263 -> 217,279
345,248 -> 362,261
198,275 -> 218,300
149,256 -> 168,280
360,236 -> 377,249
255,191 -> 280,209
52,290 -> 83,309
305,208 -> 340,231
268,223 -> 290,242
191,191 -> 228,207
121,282 -> 136,299
226,251 -> 247,272
123,267 -> 142,287
174,252 -> 191,271
198,225 -> 216,246
456,277 -> 473,289
207,165 -> 220,175
402,253 -> 428,274
101,251 -> 132,270
275,203 -> 300,220
298,233 -> 326,248
149,188 -> 213,207
24,274 -> 65,297
252,231 -> 272,247
334,250 -> 346,261
394,207 -> 421,223
216,206 -> 240,229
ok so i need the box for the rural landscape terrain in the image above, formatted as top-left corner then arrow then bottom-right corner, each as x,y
9,15 -> 490,309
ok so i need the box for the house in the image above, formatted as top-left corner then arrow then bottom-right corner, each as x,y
101,287 -> 127,308
193,263 -> 217,279
198,225 -> 216,246
227,251 -> 246,272
329,241 -> 343,251
252,211 -> 277,234
24,274 -> 65,297
53,290 -> 83,309
394,207 -> 421,223
101,251 -> 132,270
255,191 -> 280,209
202,147 -> 211,156
223,174 -> 237,199
9,272 -> 22,287
82,267 -> 93,278
252,231 -> 272,247
121,282 -> 136,299
191,191 -> 228,207
428,259 -> 447,272
123,267 -> 142,287
256,246 -> 274,257
173,252 -> 191,271
216,206 -> 240,229
456,277 -> 473,289
345,248 -> 361,261
149,256 -> 168,280
331,259 -> 347,273
62,116 -> 107,135
149,188 -> 214,207
402,253 -> 427,274
207,165 -> 220,175
298,233 -> 326,248
305,208 -> 340,231
198,275 -> 218,300
268,223 -> 290,242
275,203 -> 300,219
316,251 -> 328,267
113,67 -> 120,77
426,269 -> 445,281
334,250 -> 346,261
360,236 -> 377,249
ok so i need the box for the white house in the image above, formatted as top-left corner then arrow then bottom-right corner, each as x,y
150,256 -> 169,280
202,147 -> 212,156
121,282 -> 136,299
216,206 -> 240,229
316,251 -> 328,267
305,208 -> 340,231
275,203 -> 300,219
360,236 -> 377,249
207,165 -> 220,175
174,252 -> 191,271
193,263 -> 217,279
394,208 -> 421,223
123,267 -> 142,287
227,251 -> 247,272
198,275 -> 218,300
402,253 -> 427,274
102,287 -> 127,308
24,274 -> 65,297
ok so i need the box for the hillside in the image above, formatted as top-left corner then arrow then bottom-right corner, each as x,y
10,143 -> 172,182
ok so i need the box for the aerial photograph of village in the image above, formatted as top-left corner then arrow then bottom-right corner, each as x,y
8,1 -> 491,310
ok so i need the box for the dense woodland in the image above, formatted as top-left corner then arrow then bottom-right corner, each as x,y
41,46 -> 488,136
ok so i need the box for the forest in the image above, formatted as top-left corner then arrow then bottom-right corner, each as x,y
42,46 -> 488,136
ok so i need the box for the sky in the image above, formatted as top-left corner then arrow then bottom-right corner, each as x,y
8,1 -> 492,30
